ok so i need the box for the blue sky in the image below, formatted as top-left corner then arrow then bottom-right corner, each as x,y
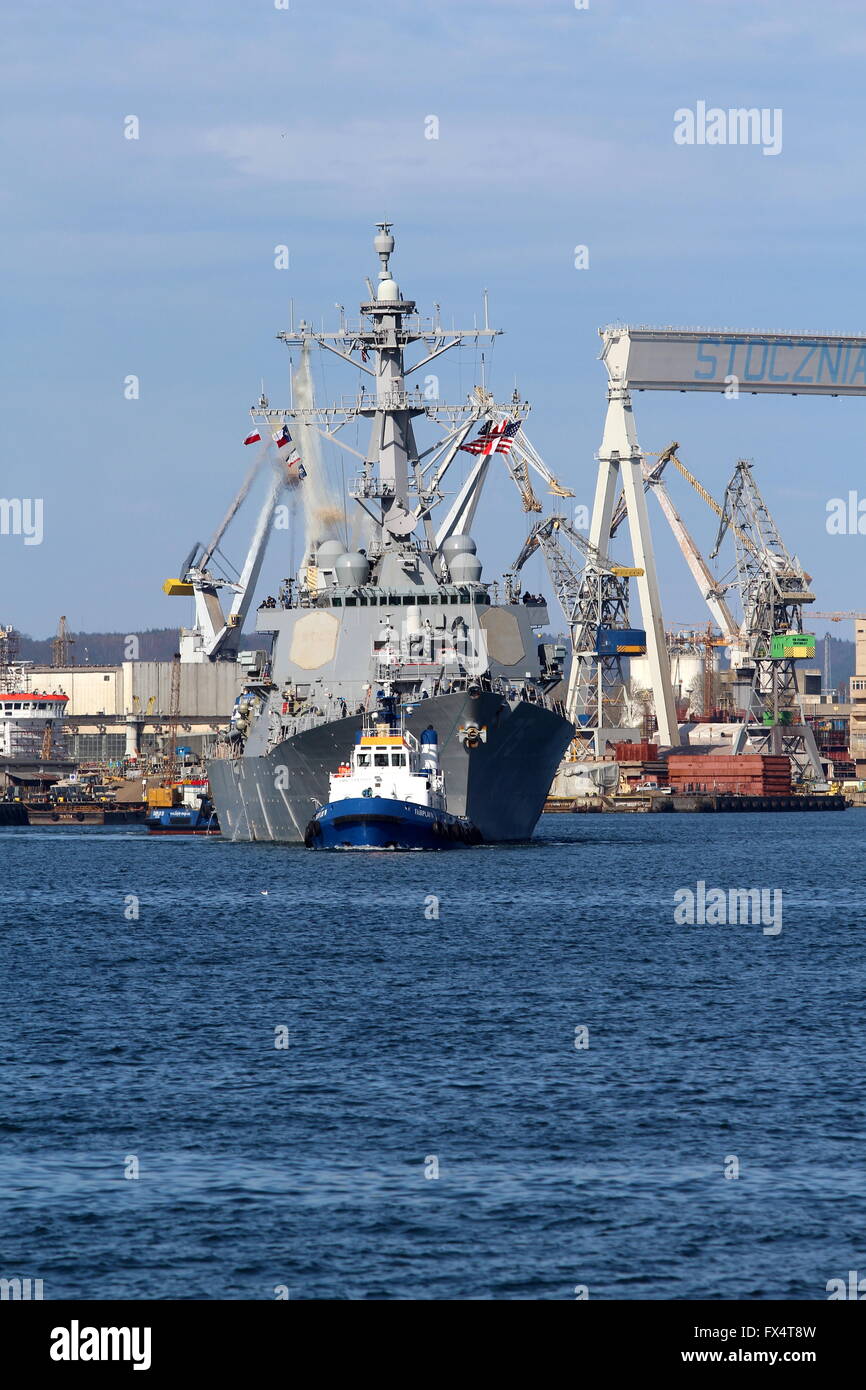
3,0 -> 866,640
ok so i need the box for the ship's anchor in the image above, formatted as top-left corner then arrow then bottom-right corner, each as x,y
459,723 -> 487,750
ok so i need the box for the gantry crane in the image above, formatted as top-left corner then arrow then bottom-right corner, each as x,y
610,444 -> 740,647
710,460 -> 824,783
510,515 -> 644,744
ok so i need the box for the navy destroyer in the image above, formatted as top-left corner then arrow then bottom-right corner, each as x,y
207,224 -> 574,841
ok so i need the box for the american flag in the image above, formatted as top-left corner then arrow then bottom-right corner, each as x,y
458,419 -> 520,456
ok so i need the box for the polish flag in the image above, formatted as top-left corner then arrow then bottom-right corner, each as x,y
243,429 -> 262,446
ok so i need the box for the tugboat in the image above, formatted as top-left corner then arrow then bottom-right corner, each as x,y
305,701 -> 480,851
146,779 -> 220,835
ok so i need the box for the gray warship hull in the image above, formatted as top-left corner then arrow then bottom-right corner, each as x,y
208,690 -> 572,843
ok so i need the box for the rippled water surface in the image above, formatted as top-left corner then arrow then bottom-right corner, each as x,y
1,812 -> 863,1299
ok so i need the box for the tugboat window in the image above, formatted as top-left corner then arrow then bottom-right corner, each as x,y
357,752 -> 371,767
392,753 -> 406,766
374,753 -> 389,767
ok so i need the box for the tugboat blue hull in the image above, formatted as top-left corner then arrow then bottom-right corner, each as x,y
305,796 -> 479,850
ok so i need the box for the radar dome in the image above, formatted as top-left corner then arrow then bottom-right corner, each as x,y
316,539 -> 344,565
440,534 -> 477,567
448,552 -> 483,583
334,552 -> 371,587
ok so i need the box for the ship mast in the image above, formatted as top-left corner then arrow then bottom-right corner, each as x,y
366,222 -> 415,541
272,223 -> 504,564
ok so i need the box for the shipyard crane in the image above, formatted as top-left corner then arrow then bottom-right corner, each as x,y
163,651 -> 182,784
511,515 -> 644,744
429,388 -> 574,550
163,425 -> 288,663
583,324 -> 866,748
812,611 -> 866,622
710,459 -> 824,783
438,396 -> 642,747
51,616 -> 74,668
610,444 -> 740,647
483,395 -> 574,513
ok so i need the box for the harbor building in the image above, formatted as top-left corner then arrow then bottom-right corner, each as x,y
23,657 -> 258,762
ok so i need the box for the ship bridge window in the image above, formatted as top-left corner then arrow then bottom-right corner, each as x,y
391,753 -> 406,766
13,703 -> 21,709
374,753 -> 389,767
356,752 -> 371,767
345,597 -> 357,607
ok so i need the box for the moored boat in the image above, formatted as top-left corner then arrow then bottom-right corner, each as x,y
146,779 -> 220,835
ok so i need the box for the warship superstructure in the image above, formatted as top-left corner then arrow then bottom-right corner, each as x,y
207,224 -> 574,841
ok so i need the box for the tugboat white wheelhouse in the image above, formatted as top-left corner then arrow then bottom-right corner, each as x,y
207,224 -> 575,842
